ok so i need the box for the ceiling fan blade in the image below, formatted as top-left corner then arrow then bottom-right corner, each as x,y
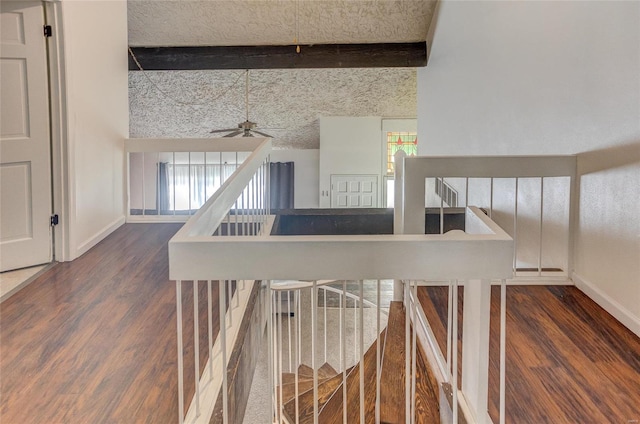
252,130 -> 272,138
223,130 -> 243,137
210,128 -> 236,134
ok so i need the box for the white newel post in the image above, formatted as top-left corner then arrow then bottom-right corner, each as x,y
462,279 -> 492,424
393,150 -> 406,301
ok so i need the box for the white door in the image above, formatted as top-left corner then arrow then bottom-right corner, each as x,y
331,175 -> 378,208
0,2 -> 52,271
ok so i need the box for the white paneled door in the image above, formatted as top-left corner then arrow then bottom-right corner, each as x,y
0,2 -> 52,271
330,175 -> 378,208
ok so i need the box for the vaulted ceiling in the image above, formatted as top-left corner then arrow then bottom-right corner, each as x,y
127,1 -> 436,148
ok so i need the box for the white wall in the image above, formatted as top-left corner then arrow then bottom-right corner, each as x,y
270,149 -> 320,209
418,1 -> 640,334
319,117 -> 384,207
60,0 -> 129,258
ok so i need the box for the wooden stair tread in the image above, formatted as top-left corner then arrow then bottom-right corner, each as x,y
379,301 -> 408,423
379,301 -> 440,424
279,377 -> 331,406
318,362 -> 339,379
413,334 -> 441,423
281,363 -> 351,386
281,372 -> 316,386
317,330 -> 386,423
297,364 -> 315,379
282,369 -> 346,424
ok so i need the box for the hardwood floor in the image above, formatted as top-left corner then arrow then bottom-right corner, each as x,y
418,285 -> 640,423
4,224 -> 639,423
0,223 -> 219,424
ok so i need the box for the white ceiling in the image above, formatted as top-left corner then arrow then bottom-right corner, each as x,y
128,0 -> 436,47
127,1 -> 430,148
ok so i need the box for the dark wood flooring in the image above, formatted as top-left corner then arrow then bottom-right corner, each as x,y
4,224 -> 639,423
418,285 -> 640,423
0,223 -> 219,424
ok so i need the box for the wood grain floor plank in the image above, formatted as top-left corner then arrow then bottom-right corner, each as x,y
0,223 -> 225,424
419,284 -> 640,423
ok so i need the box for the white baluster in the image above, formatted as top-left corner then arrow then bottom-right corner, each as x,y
193,281 -> 200,417
176,280 -> 184,424
411,280 -> 417,424
359,280 -> 365,424
208,280 -> 213,379
452,279 -> 458,424
220,280 -> 229,423
312,282 -> 318,424
500,279 -> 507,424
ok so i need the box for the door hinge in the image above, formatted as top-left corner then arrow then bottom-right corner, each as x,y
50,214 -> 59,226
43,25 -> 52,37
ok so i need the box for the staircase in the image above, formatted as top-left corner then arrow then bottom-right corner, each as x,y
278,302 -> 440,423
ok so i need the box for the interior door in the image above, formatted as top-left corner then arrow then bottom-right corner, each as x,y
0,1 -> 52,271
330,175 -> 378,208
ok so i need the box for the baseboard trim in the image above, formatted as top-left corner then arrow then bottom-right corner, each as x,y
572,272 -> 640,338
415,278 -> 572,287
75,216 -> 125,259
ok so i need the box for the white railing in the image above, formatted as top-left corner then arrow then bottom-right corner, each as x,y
162,137 -> 272,424
170,201 -> 513,424
125,138 -> 266,223
163,138 -> 578,423
395,152 -> 578,424
396,152 -> 577,281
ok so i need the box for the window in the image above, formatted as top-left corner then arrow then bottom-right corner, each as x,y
386,132 -> 417,175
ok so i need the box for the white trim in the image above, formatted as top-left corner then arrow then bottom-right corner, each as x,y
507,277 -> 571,285
409,289 -> 448,384
75,216 -> 125,258
44,0 -> 71,262
414,278 -> 572,287
126,215 -> 191,224
573,272 -> 640,338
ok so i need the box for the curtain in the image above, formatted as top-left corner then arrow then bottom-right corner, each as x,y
167,164 -> 237,212
156,162 -> 170,214
270,162 -> 294,209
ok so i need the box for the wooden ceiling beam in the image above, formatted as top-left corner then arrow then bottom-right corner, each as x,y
128,43 -> 427,71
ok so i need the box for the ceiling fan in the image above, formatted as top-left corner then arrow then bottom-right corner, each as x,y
210,70 -> 273,138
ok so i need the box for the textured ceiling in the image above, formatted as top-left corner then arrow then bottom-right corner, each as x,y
128,0 -> 436,46
129,68 -> 416,149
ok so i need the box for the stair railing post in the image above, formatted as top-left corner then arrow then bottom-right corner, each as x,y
393,150 -> 407,302
461,279 -> 491,424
